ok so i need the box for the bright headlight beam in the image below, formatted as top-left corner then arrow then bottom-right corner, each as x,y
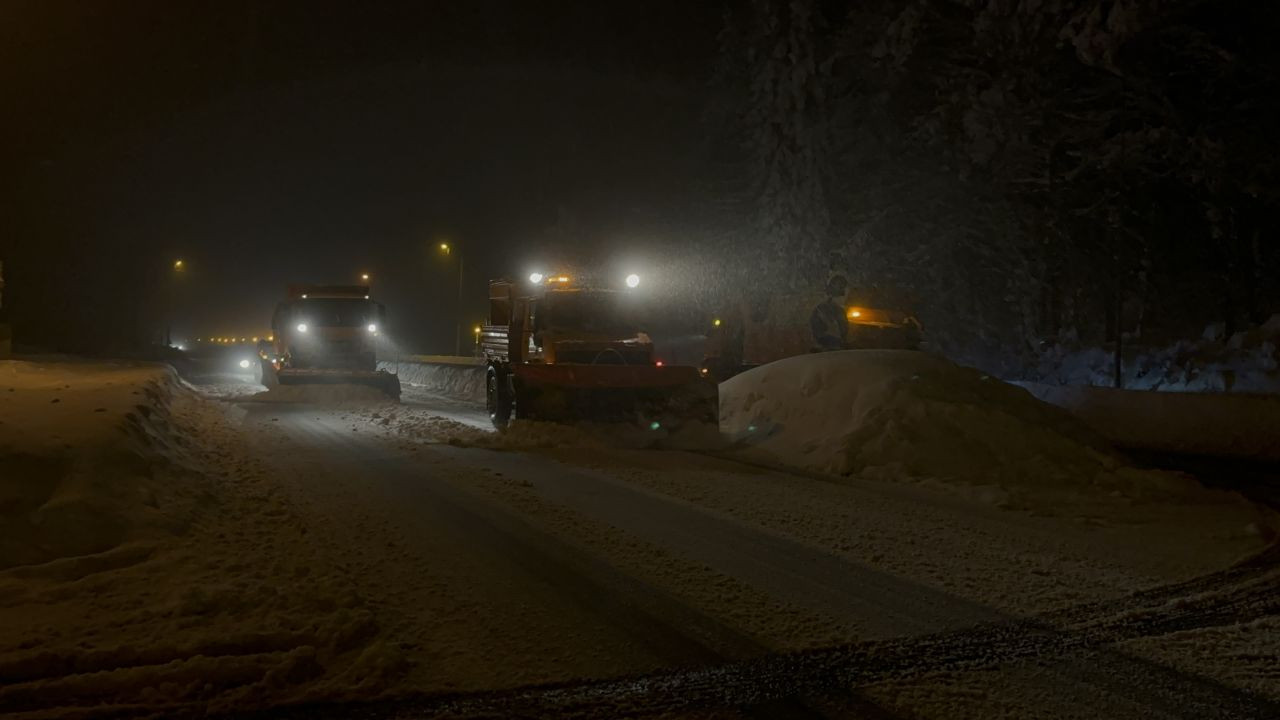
528,272 -> 544,284
238,359 -> 251,369
296,323 -> 308,333
367,323 -> 378,333
625,273 -> 640,288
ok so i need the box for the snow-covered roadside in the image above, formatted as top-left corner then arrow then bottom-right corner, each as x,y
1017,380 -> 1280,461
345,355 -> 1272,615
719,351 -> 1271,532
550,446 -> 1270,616
0,360 -> 407,718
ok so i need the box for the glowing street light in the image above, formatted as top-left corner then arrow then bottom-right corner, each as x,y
437,240 -> 463,355
360,272 -> 370,281
173,259 -> 185,271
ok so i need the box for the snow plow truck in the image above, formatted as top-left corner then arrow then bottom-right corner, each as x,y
480,272 -> 717,430
264,285 -> 401,399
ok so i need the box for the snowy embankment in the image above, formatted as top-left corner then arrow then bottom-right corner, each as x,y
720,351 -> 1272,533
378,357 -> 483,402
0,360 -> 405,717
1018,381 -> 1280,461
0,361 -> 192,568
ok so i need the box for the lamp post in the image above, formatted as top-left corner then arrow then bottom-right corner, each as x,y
438,241 -> 463,355
168,259 -> 186,347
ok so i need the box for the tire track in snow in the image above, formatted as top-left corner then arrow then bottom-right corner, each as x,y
239,404 -> 1279,718
250,406 -> 856,719
244,546 -> 1280,718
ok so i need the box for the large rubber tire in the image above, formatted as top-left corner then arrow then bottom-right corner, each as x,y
487,366 -> 513,430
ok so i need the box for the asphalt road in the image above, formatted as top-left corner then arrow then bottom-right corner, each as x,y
191,372 -> 1278,719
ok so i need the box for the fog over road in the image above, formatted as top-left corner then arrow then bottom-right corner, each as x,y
178,369 -> 1280,719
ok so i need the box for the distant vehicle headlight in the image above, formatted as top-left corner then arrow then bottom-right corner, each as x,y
238,359 -> 251,369
367,323 -> 378,333
528,272 -> 544,284
296,323 -> 308,333
625,273 -> 640,288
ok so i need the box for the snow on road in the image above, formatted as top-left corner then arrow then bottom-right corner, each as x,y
3,356 -> 1278,718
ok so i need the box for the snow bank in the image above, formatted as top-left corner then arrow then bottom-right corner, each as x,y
1018,381 -> 1280,461
0,360 -> 412,715
1032,314 -> 1280,393
0,360 -> 199,569
720,351 -> 1270,525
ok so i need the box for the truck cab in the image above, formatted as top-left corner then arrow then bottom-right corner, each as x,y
479,273 -> 715,428
271,285 -> 386,372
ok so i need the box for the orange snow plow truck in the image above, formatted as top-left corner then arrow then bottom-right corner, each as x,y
480,273 -> 717,429
264,285 -> 401,399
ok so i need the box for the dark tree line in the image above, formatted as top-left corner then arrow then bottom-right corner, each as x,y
709,0 -> 1280,374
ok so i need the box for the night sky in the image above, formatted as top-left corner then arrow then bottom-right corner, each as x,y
2,1 -> 723,352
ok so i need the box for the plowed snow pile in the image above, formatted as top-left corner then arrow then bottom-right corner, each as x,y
721,351 -> 1271,528
0,360 -> 406,717
0,361 -> 195,568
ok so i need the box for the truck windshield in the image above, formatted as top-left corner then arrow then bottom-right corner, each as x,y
541,291 -> 643,335
295,299 -> 375,327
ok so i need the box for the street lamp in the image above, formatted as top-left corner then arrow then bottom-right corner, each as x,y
360,272 -> 370,282
166,259 -> 187,346
437,240 -> 463,355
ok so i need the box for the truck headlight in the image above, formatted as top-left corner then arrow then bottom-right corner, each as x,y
296,323 -> 308,333
625,273 -> 640,288
367,323 -> 378,333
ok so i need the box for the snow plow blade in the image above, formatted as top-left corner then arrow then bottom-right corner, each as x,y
512,364 -> 716,425
276,368 -> 401,400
